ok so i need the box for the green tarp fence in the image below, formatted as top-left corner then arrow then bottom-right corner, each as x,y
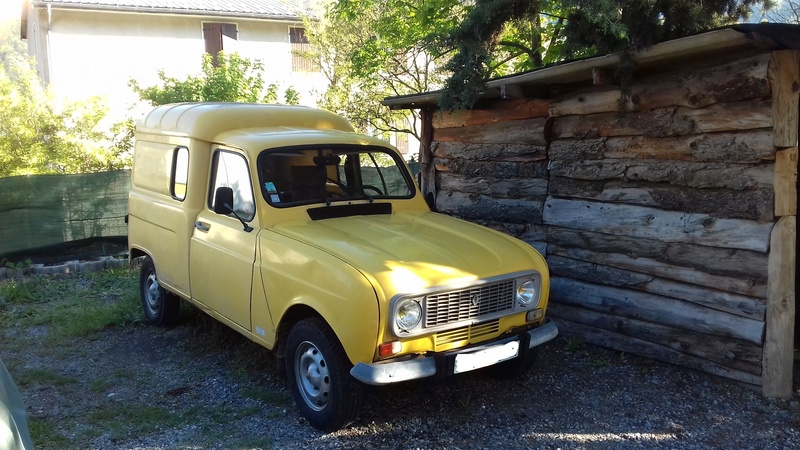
0,171 -> 130,257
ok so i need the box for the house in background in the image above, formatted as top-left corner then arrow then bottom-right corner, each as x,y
20,0 -> 327,121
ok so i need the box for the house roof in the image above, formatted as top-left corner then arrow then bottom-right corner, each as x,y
27,0 -> 319,20
383,23 -> 800,110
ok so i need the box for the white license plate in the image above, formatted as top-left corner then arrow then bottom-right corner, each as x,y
453,339 -> 520,374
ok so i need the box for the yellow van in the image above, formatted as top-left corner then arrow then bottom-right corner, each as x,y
128,102 -> 557,431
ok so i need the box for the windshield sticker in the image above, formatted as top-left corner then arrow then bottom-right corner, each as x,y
265,182 -> 277,193
270,194 -> 281,203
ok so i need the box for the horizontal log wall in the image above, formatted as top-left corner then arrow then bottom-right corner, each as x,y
431,52 -> 784,387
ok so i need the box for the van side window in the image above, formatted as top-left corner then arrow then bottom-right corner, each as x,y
171,147 -> 189,201
210,151 -> 255,220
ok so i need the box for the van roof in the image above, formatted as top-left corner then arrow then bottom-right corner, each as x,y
136,103 -> 356,142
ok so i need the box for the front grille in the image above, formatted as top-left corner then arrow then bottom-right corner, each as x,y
435,320 -> 501,348
425,280 -> 515,327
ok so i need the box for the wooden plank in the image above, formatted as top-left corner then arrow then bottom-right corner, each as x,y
768,50 -> 800,148
439,173 -> 548,199
555,319 -> 762,385
434,117 -> 548,145
432,98 -> 550,128
774,146 -> 798,217
549,177 -> 774,223
436,191 -> 544,224
552,100 -> 772,139
763,216 -> 797,398
435,157 -> 549,180
550,276 -> 765,345
549,53 -> 771,116
549,303 -> 763,370
542,197 -> 773,252
549,244 -> 767,298
548,159 -> 774,190
548,255 -> 766,321
432,141 -> 547,161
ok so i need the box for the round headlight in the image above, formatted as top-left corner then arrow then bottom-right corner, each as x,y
517,279 -> 538,306
396,299 -> 422,331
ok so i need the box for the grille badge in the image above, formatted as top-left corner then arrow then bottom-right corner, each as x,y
470,293 -> 480,307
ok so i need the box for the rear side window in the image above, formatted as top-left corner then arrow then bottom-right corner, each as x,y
171,147 -> 189,201
209,150 -> 255,220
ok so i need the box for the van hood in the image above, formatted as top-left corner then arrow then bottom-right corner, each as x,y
273,211 -> 541,297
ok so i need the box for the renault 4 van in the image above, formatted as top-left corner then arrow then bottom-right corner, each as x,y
128,102 -> 557,431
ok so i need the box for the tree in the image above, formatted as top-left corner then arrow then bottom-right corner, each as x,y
763,0 -> 800,22
305,0 -> 462,140
130,51 -> 300,106
0,19 -> 126,177
436,0 -> 774,110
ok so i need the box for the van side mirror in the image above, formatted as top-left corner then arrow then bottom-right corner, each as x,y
213,187 -> 234,215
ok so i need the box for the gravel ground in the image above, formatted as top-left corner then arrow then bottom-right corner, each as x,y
4,307 -> 800,450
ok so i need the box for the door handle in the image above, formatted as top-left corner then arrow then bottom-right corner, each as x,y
194,221 -> 210,232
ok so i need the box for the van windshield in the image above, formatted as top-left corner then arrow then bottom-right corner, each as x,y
258,146 -> 415,207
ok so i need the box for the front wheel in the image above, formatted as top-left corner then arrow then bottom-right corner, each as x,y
286,317 -> 362,431
139,256 -> 180,326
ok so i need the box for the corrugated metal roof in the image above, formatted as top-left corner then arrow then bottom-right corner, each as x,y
29,0 -> 319,20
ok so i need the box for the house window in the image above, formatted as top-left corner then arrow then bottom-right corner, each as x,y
203,23 -> 238,66
290,27 -> 316,72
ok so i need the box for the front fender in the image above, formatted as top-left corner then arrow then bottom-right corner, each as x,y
257,232 -> 380,365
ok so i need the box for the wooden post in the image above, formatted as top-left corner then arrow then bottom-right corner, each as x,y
764,216 -> 797,398
419,108 -> 436,207
763,50 -> 800,398
769,50 -> 800,148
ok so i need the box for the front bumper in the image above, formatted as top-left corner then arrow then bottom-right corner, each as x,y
350,318 -> 558,385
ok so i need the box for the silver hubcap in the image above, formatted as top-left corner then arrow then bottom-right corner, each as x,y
144,272 -> 161,315
295,341 -> 331,412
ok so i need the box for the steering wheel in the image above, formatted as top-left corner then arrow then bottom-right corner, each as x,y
359,185 -> 384,196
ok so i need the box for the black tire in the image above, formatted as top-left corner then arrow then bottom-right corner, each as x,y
285,317 -> 362,432
139,256 -> 180,326
489,348 -> 537,379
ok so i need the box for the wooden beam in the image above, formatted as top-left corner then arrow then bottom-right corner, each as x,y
542,197 -> 774,252
763,215 -> 797,398
774,146 -> 798,217
768,50 -> 800,148
419,108 -> 435,205
432,98 -> 549,128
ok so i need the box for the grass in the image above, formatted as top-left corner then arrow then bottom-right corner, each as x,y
0,269 -> 141,340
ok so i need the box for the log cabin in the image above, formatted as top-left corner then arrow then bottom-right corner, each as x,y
383,23 -> 800,397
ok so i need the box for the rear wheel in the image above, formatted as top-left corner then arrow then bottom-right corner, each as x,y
286,317 -> 362,431
139,256 -> 180,326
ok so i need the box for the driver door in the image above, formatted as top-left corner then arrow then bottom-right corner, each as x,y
189,149 -> 258,331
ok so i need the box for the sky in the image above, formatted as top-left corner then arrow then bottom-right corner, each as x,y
1,0 -> 23,22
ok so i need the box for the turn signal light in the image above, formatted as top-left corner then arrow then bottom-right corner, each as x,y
379,341 -> 402,357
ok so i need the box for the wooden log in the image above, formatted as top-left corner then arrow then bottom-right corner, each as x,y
432,141 -> 547,161
548,177 -> 774,223
434,117 -> 548,146
548,255 -> 766,320
549,53 -> 771,116
549,244 -> 767,298
439,173 -> 548,199
763,216 -> 796,398
549,158 -> 775,190
768,50 -> 800,148
550,130 -> 775,163
436,191 -> 544,224
554,319 -> 762,385
549,303 -> 763,371
432,98 -> 550,129
774,146 -> 798,217
550,276 -> 765,345
436,158 -> 549,179
542,197 -> 773,252
551,100 -> 773,139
